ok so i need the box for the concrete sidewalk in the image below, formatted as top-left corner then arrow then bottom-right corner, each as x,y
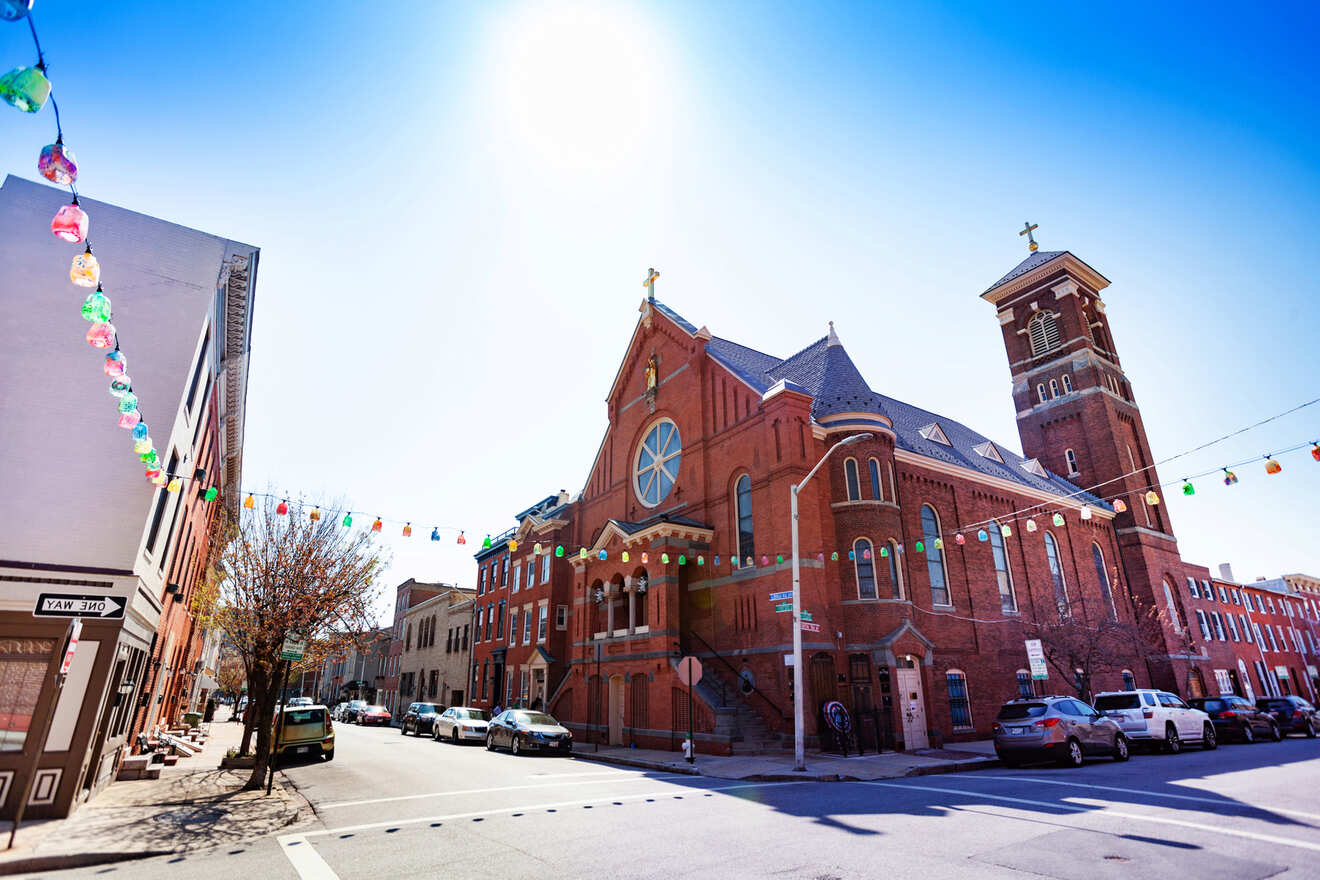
570,740 -> 999,781
0,708 -> 308,876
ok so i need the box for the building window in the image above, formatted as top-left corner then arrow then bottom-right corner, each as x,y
635,418 -> 682,508
1061,374 -> 1073,393
485,604 -> 494,640
0,640 -> 49,752
1092,544 -> 1116,620
1240,614 -> 1253,643
556,605 -> 568,630
185,331 -> 210,413
946,670 -> 972,728
1027,311 -> 1062,357
1162,578 -> 1182,633
502,556 -> 509,586
988,521 -> 1016,613
542,553 -> 552,583
1048,379 -> 1059,399
538,605 -> 548,641
1187,576 -> 1200,598
853,538 -> 877,600
1211,612 -> 1226,641
1064,449 -> 1078,475
1016,670 -> 1033,699
512,565 -> 521,593
510,610 -> 518,644
844,458 -> 861,501
1043,532 -> 1069,617
885,539 -> 904,600
921,505 -> 949,606
735,474 -> 755,562
1037,384 -> 1048,404
1122,670 -> 1136,690
1225,613 -> 1240,641
522,608 -> 532,643
868,459 -> 882,501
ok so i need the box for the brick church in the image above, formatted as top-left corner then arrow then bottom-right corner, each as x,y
468,240 -> 1233,753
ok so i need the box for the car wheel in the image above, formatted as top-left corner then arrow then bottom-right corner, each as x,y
432,725 -> 441,741
1164,724 -> 1181,754
452,729 -> 460,745
1306,720 -> 1316,738
400,723 -> 407,735
511,735 -> 522,756
486,733 -> 496,751
1242,722 -> 1255,744
324,749 -> 334,761
1058,738 -> 1084,768
1202,723 -> 1217,750
1113,735 -> 1130,762
1270,722 -> 1283,742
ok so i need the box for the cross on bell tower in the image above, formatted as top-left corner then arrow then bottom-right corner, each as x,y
1019,221 -> 1039,252
643,268 -> 660,301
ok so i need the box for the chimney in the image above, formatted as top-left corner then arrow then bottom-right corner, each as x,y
1218,563 -> 1235,583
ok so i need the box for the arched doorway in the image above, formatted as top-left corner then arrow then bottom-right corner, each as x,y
608,674 -> 625,745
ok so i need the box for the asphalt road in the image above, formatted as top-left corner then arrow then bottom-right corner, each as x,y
29,721 -> 1320,880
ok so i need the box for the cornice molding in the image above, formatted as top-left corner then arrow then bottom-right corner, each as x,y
894,449 -> 1113,517
981,252 -> 1111,307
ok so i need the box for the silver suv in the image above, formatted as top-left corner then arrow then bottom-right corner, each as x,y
993,695 -> 1131,768
1093,689 -> 1216,753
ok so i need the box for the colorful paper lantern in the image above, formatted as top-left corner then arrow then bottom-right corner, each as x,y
139,449 -> 159,467
38,138 -> 78,185
1145,490 -> 1160,506
830,552 -> 838,561
933,537 -> 943,550
662,553 -> 670,564
371,517 -> 382,531
760,555 -> 768,567
977,529 -> 988,542
621,551 -> 630,563
1052,512 -> 1065,527
863,548 -> 873,559
0,65 -> 51,113
104,350 -> 127,377
308,507 -> 321,521
579,548 -> 588,559
278,500 -> 290,516
745,556 -> 753,567
150,472 -> 166,487
534,543 -> 542,555
714,555 -> 721,566
144,466 -> 162,479
117,410 -> 140,429
881,546 -> 890,557
954,533 -> 965,545
776,554 -> 784,564
80,289 -> 111,323
110,377 -> 132,397
132,437 -> 153,455
848,550 -> 855,561
1000,524 -> 1012,538
914,541 -> 924,553
679,554 -> 687,565
116,392 -> 138,414
1113,498 -> 1127,513
402,523 -> 412,537
458,531 -> 467,545
1079,506 -> 1092,521
430,527 -> 439,541
1025,518 -> 1038,532
896,544 -> 905,554
343,512 -> 353,527
555,545 -> 563,557
1223,469 -> 1238,486
816,553 -> 824,562
1,2 -> 34,22
131,422 -> 148,441
244,494 -> 255,509
51,200 -> 89,243
598,549 -> 607,560
1311,444 -> 1320,462
86,321 -> 116,348
204,487 -> 218,502
1181,480 -> 1195,496
641,552 -> 649,564
167,478 -> 182,493
71,248 -> 100,288
1264,457 -> 1282,475
698,555 -> 705,566
482,535 -> 492,549
508,539 -> 518,552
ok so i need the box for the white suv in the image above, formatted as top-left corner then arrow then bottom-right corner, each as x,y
1092,689 -> 1217,753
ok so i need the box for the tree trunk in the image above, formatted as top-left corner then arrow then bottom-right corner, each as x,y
242,662 -> 274,790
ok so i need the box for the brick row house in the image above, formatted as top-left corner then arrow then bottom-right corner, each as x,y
466,245 -> 1306,754
383,579 -> 448,714
398,585 -> 476,708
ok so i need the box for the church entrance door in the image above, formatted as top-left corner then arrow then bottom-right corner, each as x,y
896,666 -> 928,750
608,675 -> 625,745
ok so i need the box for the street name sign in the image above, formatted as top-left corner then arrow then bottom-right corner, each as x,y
33,593 -> 126,619
1025,639 -> 1048,680
801,611 -> 813,622
775,602 -> 793,613
800,622 -> 822,633
768,591 -> 793,602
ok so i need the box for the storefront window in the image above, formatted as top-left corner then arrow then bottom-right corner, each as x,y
0,638 -> 53,752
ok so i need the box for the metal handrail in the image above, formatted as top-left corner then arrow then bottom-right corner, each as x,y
687,630 -> 788,720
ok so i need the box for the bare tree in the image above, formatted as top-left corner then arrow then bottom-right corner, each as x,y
206,494 -> 388,790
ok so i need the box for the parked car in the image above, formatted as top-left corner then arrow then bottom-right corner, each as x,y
486,710 -> 573,755
1256,696 -> 1320,737
1093,689 -> 1216,753
342,700 -> 368,723
356,704 -> 392,726
1187,695 -> 1280,743
432,707 -> 490,743
992,696 -> 1130,768
331,702 -> 349,721
400,702 -> 444,736
288,696 -> 314,707
272,704 -> 334,763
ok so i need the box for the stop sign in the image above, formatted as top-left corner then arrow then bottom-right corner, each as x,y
677,656 -> 703,687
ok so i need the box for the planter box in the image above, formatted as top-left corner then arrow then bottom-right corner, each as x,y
219,755 -> 257,769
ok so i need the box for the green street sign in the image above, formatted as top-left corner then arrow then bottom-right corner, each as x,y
280,633 -> 306,661
775,603 -> 792,613
801,611 -> 813,622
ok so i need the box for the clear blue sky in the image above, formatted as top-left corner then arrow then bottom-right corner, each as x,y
5,1 -> 1318,612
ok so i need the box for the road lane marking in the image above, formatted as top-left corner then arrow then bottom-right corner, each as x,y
947,774 -> 1320,823
277,833 -> 341,880
319,773 -> 692,809
310,781 -> 799,838
865,781 -> 1320,854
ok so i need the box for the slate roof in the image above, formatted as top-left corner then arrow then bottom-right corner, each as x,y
608,513 -> 712,535
985,250 -> 1067,293
652,298 -> 1107,507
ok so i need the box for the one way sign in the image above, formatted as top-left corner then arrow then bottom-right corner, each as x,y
33,593 -> 127,619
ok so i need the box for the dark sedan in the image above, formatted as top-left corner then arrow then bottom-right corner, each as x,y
400,702 -> 444,736
486,710 -> 573,755
356,704 -> 392,726
1188,695 -> 1280,743
1257,696 -> 1319,737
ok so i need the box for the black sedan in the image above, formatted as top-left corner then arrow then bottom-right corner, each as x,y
1257,696 -> 1319,737
486,710 -> 573,755
400,702 -> 444,736
1188,695 -> 1281,743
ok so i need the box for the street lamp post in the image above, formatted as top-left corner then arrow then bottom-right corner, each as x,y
791,432 -> 872,772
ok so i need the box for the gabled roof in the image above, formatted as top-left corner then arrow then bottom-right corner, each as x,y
648,297 -> 1108,507
985,250 -> 1067,292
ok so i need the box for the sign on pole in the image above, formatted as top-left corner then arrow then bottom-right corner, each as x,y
33,593 -> 126,619
280,633 -> 306,662
1025,639 -> 1048,680
59,618 -> 83,675
775,603 -> 793,613
676,656 -> 703,687
800,611 -> 813,622
800,621 -> 822,633
768,591 -> 793,602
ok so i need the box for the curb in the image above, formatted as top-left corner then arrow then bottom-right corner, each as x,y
570,752 -> 700,775
905,758 -> 1001,776
0,851 -> 172,877
570,750 -> 1000,781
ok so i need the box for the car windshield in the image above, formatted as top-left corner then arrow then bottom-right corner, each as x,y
283,709 -> 325,725
1259,700 -> 1290,709
1094,694 -> 1141,711
514,712 -> 557,726
457,709 -> 489,721
419,704 -> 440,713
996,703 -> 1046,720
